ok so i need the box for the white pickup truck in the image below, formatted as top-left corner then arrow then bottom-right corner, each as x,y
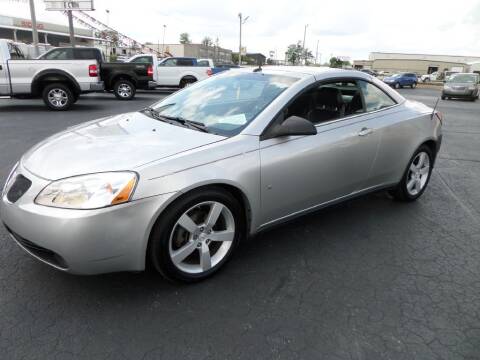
0,39 -> 104,110
126,54 -> 212,88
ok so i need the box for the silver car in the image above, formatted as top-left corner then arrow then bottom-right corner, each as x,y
442,73 -> 480,101
1,67 -> 443,282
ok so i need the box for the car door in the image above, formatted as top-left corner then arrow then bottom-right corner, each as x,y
158,58 -> 177,86
258,79 -> 381,226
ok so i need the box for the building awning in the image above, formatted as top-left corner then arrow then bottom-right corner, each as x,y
0,24 -> 110,42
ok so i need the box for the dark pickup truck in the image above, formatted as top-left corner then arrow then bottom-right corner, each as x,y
38,47 -> 157,100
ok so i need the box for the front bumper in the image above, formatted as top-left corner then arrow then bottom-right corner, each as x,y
89,81 -> 105,91
0,165 -> 175,275
442,88 -> 475,97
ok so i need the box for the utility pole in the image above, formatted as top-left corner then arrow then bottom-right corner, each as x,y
162,25 -> 166,56
302,24 -> 308,65
315,39 -> 319,64
238,13 -> 249,66
28,0 -> 39,57
67,10 -> 75,47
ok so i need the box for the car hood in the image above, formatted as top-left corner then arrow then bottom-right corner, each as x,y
383,77 -> 397,81
22,112 -> 226,180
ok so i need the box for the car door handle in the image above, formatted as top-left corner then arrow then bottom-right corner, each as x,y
358,127 -> 374,136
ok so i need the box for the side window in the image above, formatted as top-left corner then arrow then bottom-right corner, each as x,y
8,44 -> 24,59
197,60 -> 209,67
285,80 -> 364,124
132,56 -> 151,63
358,80 -> 396,112
75,49 -> 97,60
44,49 -> 73,60
177,58 -> 194,66
162,58 -> 177,66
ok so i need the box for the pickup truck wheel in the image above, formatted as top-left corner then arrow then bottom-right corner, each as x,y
42,83 -> 73,111
114,80 -> 136,100
180,77 -> 197,88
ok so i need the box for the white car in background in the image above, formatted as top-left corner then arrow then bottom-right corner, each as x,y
126,54 -> 212,88
421,72 -> 439,82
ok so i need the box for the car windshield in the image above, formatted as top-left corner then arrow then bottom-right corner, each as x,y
150,72 -> 299,136
391,74 -> 401,78
447,74 -> 477,83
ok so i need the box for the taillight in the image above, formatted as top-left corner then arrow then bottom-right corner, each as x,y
207,68 -> 213,76
88,64 -> 98,77
147,65 -> 153,77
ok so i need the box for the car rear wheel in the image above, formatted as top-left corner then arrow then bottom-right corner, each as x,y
113,79 -> 136,100
179,77 -> 197,88
390,145 -> 433,202
42,83 -> 74,111
148,187 -> 244,282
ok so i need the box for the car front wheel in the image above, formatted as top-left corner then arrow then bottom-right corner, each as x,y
394,83 -> 400,89
411,82 -> 417,89
390,145 -> 433,202
148,187 -> 244,282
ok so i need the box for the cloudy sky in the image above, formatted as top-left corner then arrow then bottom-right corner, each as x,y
1,0 -> 480,61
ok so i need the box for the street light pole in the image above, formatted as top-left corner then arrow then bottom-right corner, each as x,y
238,13 -> 249,66
315,39 -> 319,64
67,10 -> 75,47
302,24 -> 308,65
162,25 -> 166,56
28,0 -> 39,57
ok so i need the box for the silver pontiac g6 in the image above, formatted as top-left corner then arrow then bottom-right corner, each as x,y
1,67 -> 443,282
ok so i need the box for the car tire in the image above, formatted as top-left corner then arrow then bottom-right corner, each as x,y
411,82 -> 417,89
113,79 -> 136,100
179,77 -> 197,88
42,83 -> 74,111
148,187 -> 245,283
390,145 -> 434,202
394,83 -> 400,89
441,95 -> 446,100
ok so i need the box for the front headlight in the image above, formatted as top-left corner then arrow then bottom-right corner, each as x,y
35,172 -> 138,209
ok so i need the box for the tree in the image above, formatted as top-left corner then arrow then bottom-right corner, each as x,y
179,33 -> 191,44
201,36 -> 213,47
285,41 -> 313,65
329,57 -> 351,68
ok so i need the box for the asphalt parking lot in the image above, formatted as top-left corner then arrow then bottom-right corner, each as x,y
1,88 -> 479,360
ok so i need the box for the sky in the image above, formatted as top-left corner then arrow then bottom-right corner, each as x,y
1,0 -> 480,61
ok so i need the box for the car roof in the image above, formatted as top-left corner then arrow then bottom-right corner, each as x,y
237,66 -> 375,81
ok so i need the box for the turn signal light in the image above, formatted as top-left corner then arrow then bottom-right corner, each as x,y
207,68 -> 213,76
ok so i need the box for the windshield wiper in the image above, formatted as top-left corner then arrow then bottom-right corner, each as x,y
143,107 -> 210,133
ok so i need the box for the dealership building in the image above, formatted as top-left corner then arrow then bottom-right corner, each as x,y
0,14 -> 97,47
354,52 -> 480,75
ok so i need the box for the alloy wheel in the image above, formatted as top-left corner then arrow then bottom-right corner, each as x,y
406,151 -> 430,196
48,88 -> 68,108
169,201 -> 235,274
117,83 -> 132,98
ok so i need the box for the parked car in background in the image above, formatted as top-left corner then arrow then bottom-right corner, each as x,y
442,73 -> 480,101
383,73 -> 418,89
197,59 -> 240,75
126,55 -> 213,88
39,47 -> 156,100
0,39 -> 103,110
421,72 -> 439,82
1,67 -> 443,282
359,69 -> 378,77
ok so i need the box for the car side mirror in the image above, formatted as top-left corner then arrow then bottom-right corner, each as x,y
271,116 -> 317,138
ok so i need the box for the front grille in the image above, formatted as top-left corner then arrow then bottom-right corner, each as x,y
6,174 -> 31,203
4,225 -> 68,270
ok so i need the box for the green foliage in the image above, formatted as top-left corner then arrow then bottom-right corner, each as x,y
329,57 -> 351,68
201,37 -> 213,47
179,33 -> 192,44
286,41 -> 314,65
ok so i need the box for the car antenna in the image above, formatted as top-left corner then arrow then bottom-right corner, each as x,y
431,98 -> 440,120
